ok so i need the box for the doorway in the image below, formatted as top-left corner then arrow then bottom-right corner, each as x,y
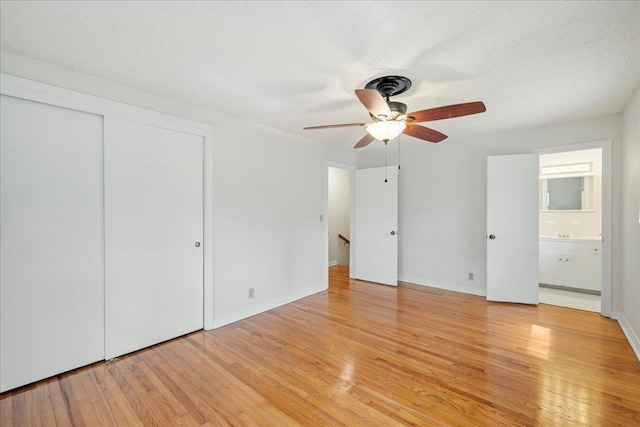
327,164 -> 353,271
535,141 -> 611,316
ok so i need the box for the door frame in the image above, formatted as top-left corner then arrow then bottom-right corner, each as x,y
0,73 -> 216,329
533,140 -> 612,317
325,161 -> 357,286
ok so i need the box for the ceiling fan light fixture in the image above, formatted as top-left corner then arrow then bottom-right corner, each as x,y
366,121 -> 406,143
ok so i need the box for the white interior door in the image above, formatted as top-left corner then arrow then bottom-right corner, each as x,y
487,154 -> 539,303
353,166 -> 398,286
1,96 -> 104,392
105,117 -> 204,359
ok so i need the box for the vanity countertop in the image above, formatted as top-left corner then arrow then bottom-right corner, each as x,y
539,235 -> 602,242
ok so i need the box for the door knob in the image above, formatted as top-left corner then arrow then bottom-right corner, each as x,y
195,242 -> 201,247
489,234 -> 496,240
390,231 -> 396,235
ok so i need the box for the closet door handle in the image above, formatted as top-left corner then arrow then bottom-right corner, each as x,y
195,242 -> 201,247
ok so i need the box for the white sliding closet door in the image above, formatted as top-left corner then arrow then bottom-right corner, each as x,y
104,118 -> 204,359
0,95 -> 104,392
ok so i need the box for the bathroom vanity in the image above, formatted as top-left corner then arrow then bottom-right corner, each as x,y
539,237 -> 602,292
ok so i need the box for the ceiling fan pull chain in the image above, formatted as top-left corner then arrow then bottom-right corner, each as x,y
398,137 -> 401,170
385,143 -> 388,182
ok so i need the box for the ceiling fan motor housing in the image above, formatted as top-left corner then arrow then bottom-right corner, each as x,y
369,101 -> 407,120
365,75 -> 412,98
388,101 -> 407,115
366,75 -> 411,119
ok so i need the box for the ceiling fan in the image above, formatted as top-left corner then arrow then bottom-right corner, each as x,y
304,75 -> 486,148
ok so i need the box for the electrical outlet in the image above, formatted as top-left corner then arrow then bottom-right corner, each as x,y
468,272 -> 474,281
248,288 -> 255,299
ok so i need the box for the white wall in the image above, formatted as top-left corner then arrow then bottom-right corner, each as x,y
358,116 -> 623,304
621,87 -> 640,357
328,167 -> 351,266
211,121 -> 327,326
0,51 -> 336,328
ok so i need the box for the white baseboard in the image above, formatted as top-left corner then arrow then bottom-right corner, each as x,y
328,260 -> 338,267
209,284 -> 327,329
614,310 -> 640,361
398,275 -> 487,297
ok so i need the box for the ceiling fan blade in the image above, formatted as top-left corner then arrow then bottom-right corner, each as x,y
407,101 -> 486,123
403,124 -> 448,143
304,122 -> 367,130
354,133 -> 375,149
355,89 -> 392,119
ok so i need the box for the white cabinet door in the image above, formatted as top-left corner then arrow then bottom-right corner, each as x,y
563,254 -> 601,291
104,118 -> 204,359
539,252 -> 565,285
1,96 -> 104,392
487,154 -> 539,304
353,166 -> 398,286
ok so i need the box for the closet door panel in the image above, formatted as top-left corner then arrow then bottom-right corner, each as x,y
0,95 -> 104,392
104,118 -> 203,359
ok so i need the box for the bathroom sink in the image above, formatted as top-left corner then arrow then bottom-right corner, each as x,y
539,235 -> 602,241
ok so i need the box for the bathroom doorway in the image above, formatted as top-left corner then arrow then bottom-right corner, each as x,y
537,146 -> 605,313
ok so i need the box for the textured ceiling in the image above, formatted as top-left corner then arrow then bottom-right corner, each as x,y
1,1 -> 638,151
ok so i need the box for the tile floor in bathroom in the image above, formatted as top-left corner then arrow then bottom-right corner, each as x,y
539,286 -> 601,312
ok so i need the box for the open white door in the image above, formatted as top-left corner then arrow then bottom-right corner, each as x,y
353,166 -> 398,286
487,154 -> 539,303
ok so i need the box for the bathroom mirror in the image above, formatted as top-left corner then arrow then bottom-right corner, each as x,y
540,176 -> 594,211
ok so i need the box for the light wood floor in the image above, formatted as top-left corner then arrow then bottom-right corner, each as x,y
2,265 -> 639,426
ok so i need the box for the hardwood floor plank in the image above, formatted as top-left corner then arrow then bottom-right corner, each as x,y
56,375 -> 86,426
24,383 -> 50,426
45,378 -> 73,426
141,351 -> 208,425
0,391 -> 12,426
1,265 -> 638,426
107,359 -> 167,426
90,365 -> 143,427
148,345 -> 243,424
